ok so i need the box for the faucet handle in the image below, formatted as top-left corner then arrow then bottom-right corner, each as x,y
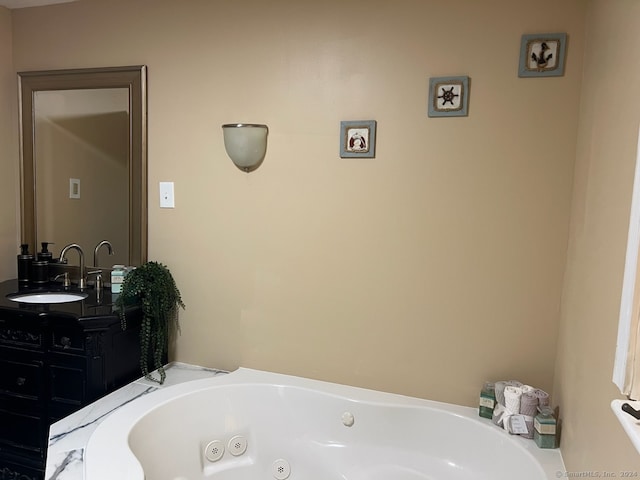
86,270 -> 103,290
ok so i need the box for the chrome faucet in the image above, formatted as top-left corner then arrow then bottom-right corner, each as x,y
93,240 -> 114,267
59,243 -> 86,289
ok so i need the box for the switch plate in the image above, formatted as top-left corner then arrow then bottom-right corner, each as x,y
159,182 -> 175,208
69,178 -> 80,199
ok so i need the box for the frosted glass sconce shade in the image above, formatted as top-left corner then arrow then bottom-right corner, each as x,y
222,123 -> 269,172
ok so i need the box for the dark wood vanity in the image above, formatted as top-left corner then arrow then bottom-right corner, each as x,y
0,279 -> 144,480
12,64 -> 149,480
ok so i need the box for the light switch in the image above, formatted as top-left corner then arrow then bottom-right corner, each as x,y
69,178 -> 80,199
159,182 -> 175,208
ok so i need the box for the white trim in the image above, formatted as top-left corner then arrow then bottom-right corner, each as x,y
614,127 -> 640,392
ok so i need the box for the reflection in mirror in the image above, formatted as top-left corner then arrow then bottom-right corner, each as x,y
18,66 -> 147,266
35,89 -> 129,264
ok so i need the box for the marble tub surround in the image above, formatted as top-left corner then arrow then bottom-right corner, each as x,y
45,363 -> 227,480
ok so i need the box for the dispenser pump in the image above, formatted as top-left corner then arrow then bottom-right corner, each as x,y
20,244 -> 30,256
37,242 -> 54,262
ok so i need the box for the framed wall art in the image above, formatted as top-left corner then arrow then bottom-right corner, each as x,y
518,33 -> 567,77
428,76 -> 470,117
340,120 -> 376,158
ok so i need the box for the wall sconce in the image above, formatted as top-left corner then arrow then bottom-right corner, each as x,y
222,123 -> 269,172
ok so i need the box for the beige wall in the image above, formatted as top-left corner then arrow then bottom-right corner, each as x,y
553,0 -> 640,472
9,0 -> 638,471
0,7 -> 17,281
10,0 -> 582,400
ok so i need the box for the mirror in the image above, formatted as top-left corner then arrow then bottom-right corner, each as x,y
18,66 -> 147,266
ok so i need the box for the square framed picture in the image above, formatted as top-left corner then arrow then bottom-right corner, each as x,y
428,76 -> 469,117
518,33 -> 567,77
340,120 -> 376,158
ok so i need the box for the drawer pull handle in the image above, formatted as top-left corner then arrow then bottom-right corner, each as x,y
60,336 -> 71,348
16,377 -> 26,386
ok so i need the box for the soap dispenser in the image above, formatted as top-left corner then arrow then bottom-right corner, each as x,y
31,242 -> 53,286
37,242 -> 54,263
17,244 -> 33,285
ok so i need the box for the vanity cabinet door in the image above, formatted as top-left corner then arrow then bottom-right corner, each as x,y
0,357 -> 44,400
0,349 -> 46,462
47,359 -> 87,407
0,397 -> 45,457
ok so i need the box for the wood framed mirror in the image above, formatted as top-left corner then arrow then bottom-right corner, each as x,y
18,65 -> 147,266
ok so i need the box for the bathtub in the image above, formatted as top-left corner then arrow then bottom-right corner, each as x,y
84,368 -> 564,479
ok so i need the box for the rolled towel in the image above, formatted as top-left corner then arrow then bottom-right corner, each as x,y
504,386 -> 523,414
533,388 -> 550,406
520,391 -> 539,439
495,380 -> 522,406
520,384 -> 535,394
503,386 -> 523,433
493,380 -> 524,426
495,381 -> 508,407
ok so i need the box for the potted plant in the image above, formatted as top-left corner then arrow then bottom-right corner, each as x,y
115,261 -> 185,384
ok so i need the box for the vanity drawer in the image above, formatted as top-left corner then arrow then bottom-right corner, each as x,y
0,325 -> 43,351
0,358 -> 44,400
50,327 -> 85,353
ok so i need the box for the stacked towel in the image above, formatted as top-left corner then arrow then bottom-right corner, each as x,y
491,380 -> 549,437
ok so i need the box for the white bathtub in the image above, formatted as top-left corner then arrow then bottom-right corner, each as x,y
84,368 -> 564,479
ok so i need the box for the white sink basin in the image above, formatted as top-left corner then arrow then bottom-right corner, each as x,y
7,292 -> 88,304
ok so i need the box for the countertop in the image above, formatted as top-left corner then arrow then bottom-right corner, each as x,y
45,362 -> 227,480
0,279 -> 132,321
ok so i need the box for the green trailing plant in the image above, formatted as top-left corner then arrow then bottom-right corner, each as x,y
115,261 -> 185,384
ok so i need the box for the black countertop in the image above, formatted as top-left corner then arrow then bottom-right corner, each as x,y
0,279 -> 131,323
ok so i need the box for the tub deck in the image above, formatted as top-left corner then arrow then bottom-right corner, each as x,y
46,364 -> 565,480
44,363 -> 227,480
